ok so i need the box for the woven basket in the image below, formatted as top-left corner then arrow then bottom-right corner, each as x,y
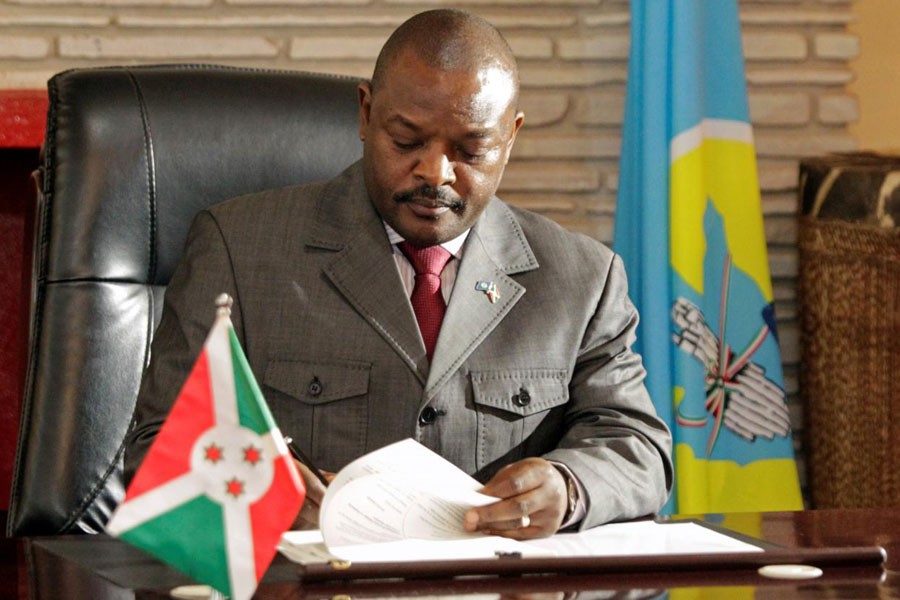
798,154 -> 900,508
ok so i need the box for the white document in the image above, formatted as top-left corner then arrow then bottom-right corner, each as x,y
525,520 -> 764,556
280,529 -> 544,563
280,520 -> 762,565
279,439 -> 764,565
318,439 -> 501,548
278,530 -> 339,564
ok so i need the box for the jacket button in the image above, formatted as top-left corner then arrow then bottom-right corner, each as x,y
513,388 -> 531,407
419,406 -> 439,425
308,377 -> 323,397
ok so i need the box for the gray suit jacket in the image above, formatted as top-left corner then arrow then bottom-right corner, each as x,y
125,161 -> 673,529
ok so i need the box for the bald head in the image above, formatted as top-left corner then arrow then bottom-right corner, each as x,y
371,9 -> 519,106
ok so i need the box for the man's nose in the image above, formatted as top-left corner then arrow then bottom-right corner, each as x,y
413,145 -> 456,188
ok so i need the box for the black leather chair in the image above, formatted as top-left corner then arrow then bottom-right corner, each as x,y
8,64 -> 363,536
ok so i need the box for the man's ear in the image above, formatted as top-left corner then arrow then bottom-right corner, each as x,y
358,81 -> 373,141
504,111 -> 525,163
512,111 -> 524,139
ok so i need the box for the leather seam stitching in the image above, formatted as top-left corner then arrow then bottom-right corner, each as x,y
126,69 -> 158,284
60,70 -> 157,532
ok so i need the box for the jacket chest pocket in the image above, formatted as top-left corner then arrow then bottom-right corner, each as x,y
470,369 -> 569,470
263,359 -> 371,469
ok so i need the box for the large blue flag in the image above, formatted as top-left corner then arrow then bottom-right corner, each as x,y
614,0 -> 802,514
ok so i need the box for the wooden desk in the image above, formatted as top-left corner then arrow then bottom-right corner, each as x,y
4,508 -> 900,599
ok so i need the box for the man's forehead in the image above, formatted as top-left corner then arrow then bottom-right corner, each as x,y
471,65 -> 517,111
385,112 -> 499,139
382,46 -> 513,87
377,60 -> 515,112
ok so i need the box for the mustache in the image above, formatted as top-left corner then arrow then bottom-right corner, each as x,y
393,185 -> 464,209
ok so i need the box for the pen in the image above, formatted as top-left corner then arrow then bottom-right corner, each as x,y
283,436 -> 330,487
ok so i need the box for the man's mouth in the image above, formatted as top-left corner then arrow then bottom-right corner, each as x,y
406,201 -> 453,218
394,186 -> 463,218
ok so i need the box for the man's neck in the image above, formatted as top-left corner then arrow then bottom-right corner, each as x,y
383,223 -> 469,260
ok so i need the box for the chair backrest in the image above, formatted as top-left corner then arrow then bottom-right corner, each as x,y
8,64 -> 363,536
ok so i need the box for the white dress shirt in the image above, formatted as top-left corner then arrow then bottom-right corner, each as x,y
384,222 -> 468,302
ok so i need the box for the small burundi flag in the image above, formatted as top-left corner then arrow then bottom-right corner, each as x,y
107,294 -> 305,600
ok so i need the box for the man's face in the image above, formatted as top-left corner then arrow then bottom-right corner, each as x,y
359,51 -> 524,247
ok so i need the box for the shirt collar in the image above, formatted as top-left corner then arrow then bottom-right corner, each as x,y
383,222 -> 469,260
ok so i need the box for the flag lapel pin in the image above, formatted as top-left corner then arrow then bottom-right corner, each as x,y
475,280 -> 500,304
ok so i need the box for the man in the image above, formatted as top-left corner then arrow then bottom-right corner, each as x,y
125,9 -> 672,540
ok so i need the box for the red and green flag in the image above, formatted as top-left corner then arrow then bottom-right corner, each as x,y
106,298 -> 305,600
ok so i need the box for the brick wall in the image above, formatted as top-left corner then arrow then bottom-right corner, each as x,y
0,0 -> 861,498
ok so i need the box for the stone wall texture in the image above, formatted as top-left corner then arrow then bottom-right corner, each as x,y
0,0 -> 862,500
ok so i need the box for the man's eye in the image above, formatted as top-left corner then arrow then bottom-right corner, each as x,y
393,140 -> 420,150
460,148 -> 488,162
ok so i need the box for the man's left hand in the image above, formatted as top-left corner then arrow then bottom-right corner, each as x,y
462,457 -> 567,539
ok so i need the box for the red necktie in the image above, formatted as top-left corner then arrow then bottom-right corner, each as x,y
398,241 -> 452,361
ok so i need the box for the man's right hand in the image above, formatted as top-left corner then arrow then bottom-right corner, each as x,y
291,460 -> 332,529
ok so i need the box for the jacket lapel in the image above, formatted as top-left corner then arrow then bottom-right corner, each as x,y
305,165 -> 540,392
424,200 -> 539,399
309,163 -> 428,384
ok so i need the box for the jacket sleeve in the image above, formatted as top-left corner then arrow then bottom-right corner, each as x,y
543,253 -> 674,529
123,210 -> 245,484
